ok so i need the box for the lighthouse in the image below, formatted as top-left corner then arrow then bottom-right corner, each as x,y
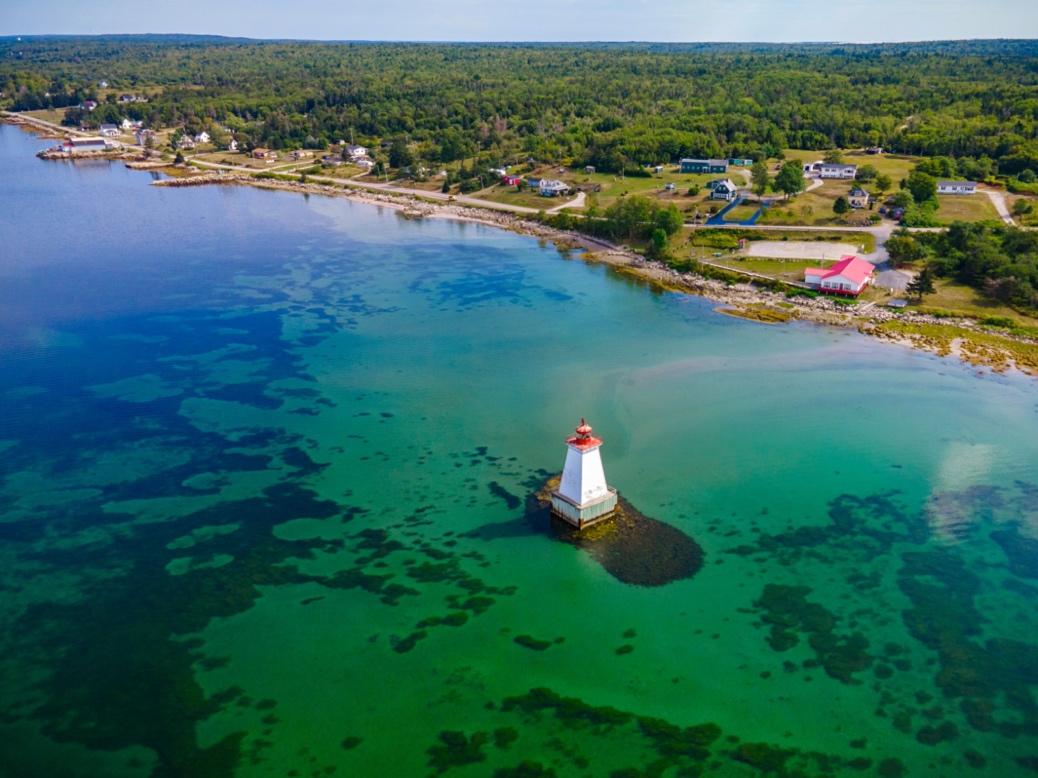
550,418 -> 618,529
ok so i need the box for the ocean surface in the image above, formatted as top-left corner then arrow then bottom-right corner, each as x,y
1,122 -> 1038,778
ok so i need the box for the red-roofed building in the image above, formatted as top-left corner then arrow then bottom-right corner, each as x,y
804,255 -> 875,296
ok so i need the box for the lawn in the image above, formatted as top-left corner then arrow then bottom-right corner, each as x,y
759,181 -> 877,227
472,185 -> 567,210
717,203 -> 761,221
571,168 -> 732,210
20,108 -> 68,126
933,194 -> 1000,224
912,280 -> 1038,327
781,148 -> 920,182
712,257 -> 833,282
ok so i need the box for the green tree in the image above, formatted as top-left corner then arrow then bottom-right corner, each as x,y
653,204 -> 684,236
823,149 -> 844,163
833,196 -> 850,215
1011,199 -> 1034,217
906,171 -> 938,204
173,151 -> 185,164
906,264 -> 936,300
751,159 -> 770,197
774,161 -> 805,199
874,173 -> 893,193
885,234 -> 927,267
389,136 -> 413,169
855,164 -> 878,182
647,228 -> 669,259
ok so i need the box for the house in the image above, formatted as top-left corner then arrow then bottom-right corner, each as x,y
585,166 -> 596,174
489,167 -> 508,178
653,165 -> 664,174
60,136 -> 108,154
937,180 -> 978,195
344,144 -> 368,160
81,100 -> 98,112
354,158 -> 375,169
228,138 -> 239,152
290,149 -> 314,160
804,255 -> 875,296
707,178 -> 738,201
819,163 -> 857,179
681,158 -> 728,174
865,146 -> 883,155
134,128 -> 156,146
728,157 -> 754,167
98,124 -> 119,137
175,135 -> 195,150
803,160 -> 824,175
848,187 -> 871,209
539,179 -> 570,197
195,131 -> 210,144
502,175 -> 523,186
252,148 -> 278,162
120,118 -> 142,130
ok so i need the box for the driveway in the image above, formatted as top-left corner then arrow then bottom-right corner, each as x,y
979,186 -> 1015,226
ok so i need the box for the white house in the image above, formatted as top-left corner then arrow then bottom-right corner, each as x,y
290,149 -> 314,160
61,136 -> 108,154
98,124 -> 119,137
937,180 -> 978,195
819,163 -> 857,179
803,160 -> 824,175
539,179 -> 570,197
489,167 -> 507,178
708,178 -> 738,201
228,138 -> 239,152
195,131 -> 210,144
135,128 -> 156,146
344,144 -> 368,160
120,118 -> 142,130
848,187 -> 871,209
804,255 -> 875,296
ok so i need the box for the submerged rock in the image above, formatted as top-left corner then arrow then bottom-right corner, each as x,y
527,476 -> 703,587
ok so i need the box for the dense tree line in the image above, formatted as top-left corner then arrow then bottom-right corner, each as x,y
891,224 -> 1038,311
2,37 -> 1037,175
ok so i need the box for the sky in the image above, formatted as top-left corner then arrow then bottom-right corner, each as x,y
1,0 -> 1037,43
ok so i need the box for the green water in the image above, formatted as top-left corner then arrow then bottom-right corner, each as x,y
1,124 -> 1038,778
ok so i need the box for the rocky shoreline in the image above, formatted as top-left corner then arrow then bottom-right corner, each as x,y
151,170 -> 1038,377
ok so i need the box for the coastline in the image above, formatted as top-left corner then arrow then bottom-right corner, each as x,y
4,113 -> 1034,379
153,171 -> 1038,378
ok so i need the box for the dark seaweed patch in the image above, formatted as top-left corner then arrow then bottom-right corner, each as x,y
513,635 -> 553,651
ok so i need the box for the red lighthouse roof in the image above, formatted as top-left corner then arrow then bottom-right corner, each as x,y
566,417 -> 602,449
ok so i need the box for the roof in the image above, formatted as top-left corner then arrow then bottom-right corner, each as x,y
822,162 -> 856,170
682,158 -> 727,166
806,255 -> 874,286
849,187 -> 869,196
710,178 -> 737,191
938,180 -> 977,187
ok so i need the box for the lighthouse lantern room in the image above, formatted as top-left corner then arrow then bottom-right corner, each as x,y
550,418 -> 618,529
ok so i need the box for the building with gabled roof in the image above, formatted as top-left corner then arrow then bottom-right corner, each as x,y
804,255 -> 875,296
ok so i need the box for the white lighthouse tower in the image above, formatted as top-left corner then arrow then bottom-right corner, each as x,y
550,418 -> 618,529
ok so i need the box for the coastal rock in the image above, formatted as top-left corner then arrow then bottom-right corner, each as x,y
528,476 -> 703,587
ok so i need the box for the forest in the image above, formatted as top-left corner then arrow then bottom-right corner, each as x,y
2,36 -> 1038,176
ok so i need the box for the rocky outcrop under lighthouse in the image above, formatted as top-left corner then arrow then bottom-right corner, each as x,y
529,476 -> 703,587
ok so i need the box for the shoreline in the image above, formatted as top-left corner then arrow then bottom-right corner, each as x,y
4,115 -> 1034,379
153,171 -> 1038,378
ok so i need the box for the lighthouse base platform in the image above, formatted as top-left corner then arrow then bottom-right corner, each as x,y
550,487 -> 618,530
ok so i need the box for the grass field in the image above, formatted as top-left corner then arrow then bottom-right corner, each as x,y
911,280 -> 1038,327
713,257 -> 834,282
781,149 -> 920,182
933,194 -> 1001,224
568,168 -> 743,210
20,108 -> 69,126
760,180 -> 877,227
472,185 -> 567,209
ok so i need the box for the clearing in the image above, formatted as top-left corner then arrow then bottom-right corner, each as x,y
741,241 -> 862,260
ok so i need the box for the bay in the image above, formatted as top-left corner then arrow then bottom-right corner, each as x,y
1,123 -> 1037,777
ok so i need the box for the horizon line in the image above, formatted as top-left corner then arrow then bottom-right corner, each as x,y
2,33 -> 1037,46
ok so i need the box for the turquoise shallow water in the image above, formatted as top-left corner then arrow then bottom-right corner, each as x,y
1,123 -> 1038,778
